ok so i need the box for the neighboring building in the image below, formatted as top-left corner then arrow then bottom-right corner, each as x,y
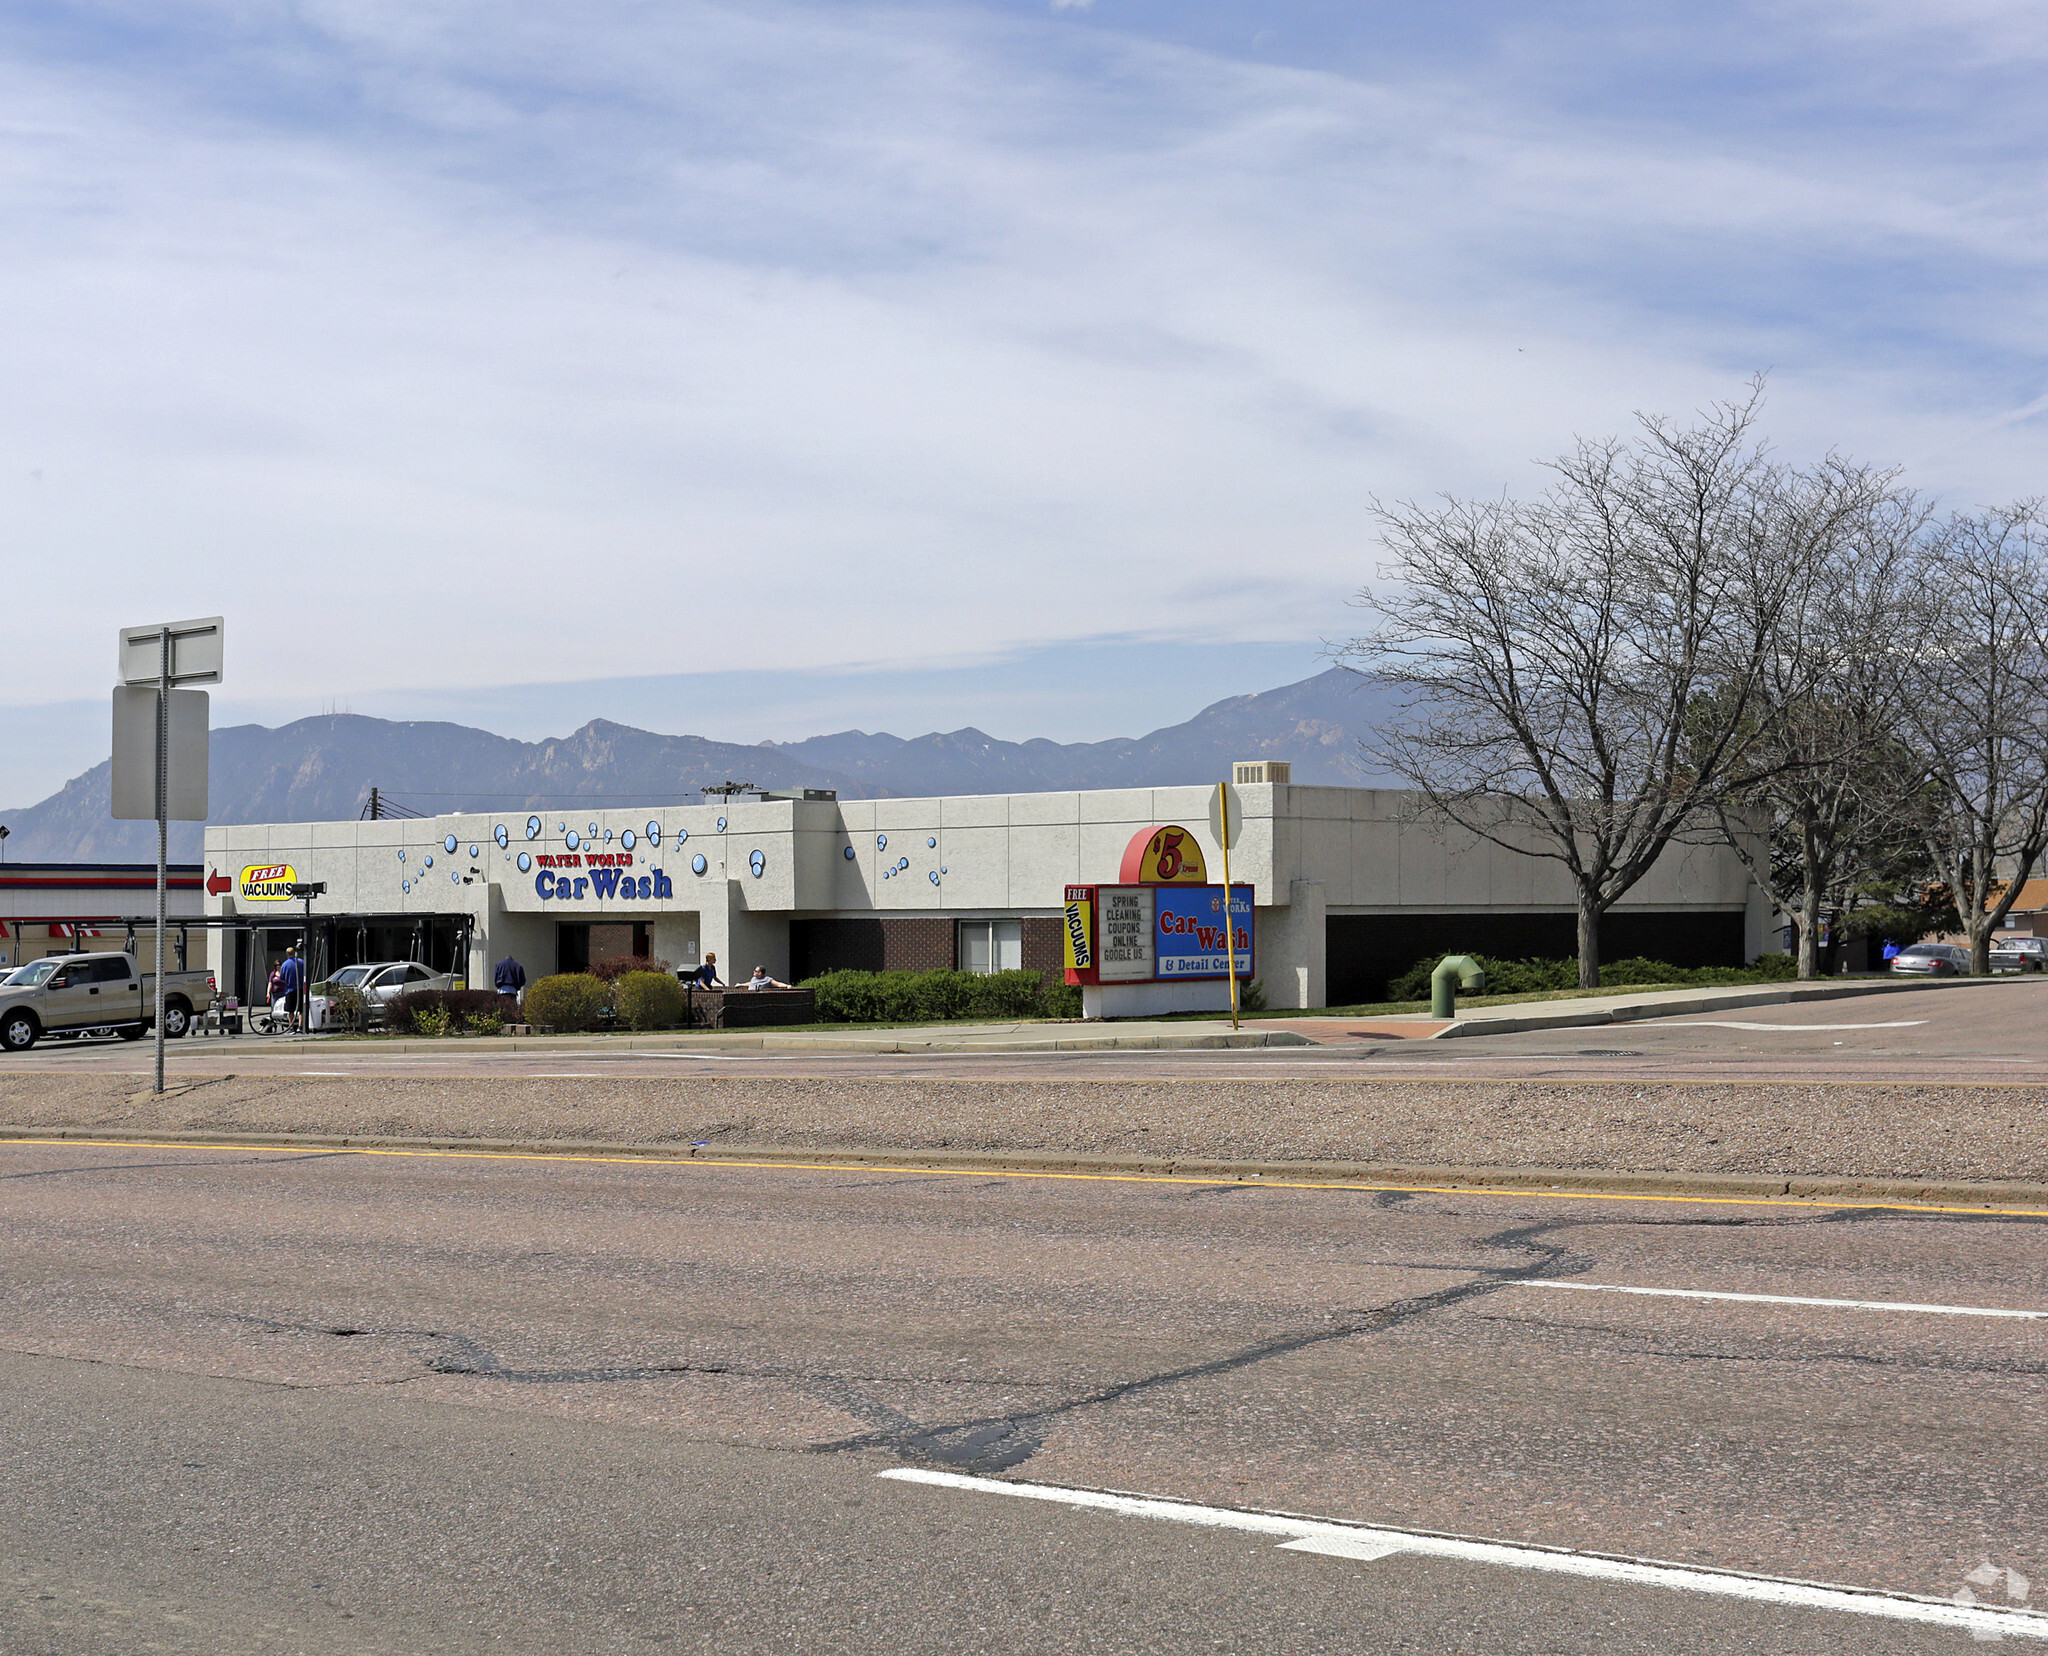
203,776 -> 1766,1011
0,863 -> 206,972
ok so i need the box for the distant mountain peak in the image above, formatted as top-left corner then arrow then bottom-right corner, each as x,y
0,667 -> 1402,862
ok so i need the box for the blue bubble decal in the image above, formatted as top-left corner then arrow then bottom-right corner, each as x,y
401,879 -> 410,894
750,850 -> 766,878
876,834 -> 888,851
565,831 -> 580,851
517,853 -> 532,873
646,820 -> 661,843
495,825 -> 510,849
424,855 -> 433,868
928,871 -> 940,886
444,834 -> 458,853
527,816 -> 542,840
620,830 -> 635,850
674,828 -> 689,845
587,823 -> 597,838
716,817 -> 727,833
897,857 -> 909,871
843,846 -> 856,860
452,871 -> 460,883
928,837 -> 937,848
691,853 -> 708,876
468,844 -> 479,859
397,849 -> 405,863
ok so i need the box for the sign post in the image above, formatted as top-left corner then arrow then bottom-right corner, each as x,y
113,618 -> 222,1094
1217,783 -> 1239,1030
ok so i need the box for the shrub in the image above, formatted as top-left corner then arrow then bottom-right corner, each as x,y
469,1007 -> 504,1038
614,970 -> 685,1031
522,973 -> 610,1033
386,988 -> 511,1034
801,968 -> 1070,1024
1238,977 -> 1267,1013
590,954 -> 667,983
1384,952 -> 1800,1003
413,1004 -> 452,1038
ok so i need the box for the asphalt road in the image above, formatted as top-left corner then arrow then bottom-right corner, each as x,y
4,1139 -> 2043,1651
8,979 -> 2046,1084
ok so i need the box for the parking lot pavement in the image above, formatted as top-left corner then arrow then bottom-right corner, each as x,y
2,1140 -> 2043,1651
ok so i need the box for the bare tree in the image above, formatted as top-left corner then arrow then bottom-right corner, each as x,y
1899,504 -> 2048,974
1344,388 -> 1878,988
1711,486 -> 1929,977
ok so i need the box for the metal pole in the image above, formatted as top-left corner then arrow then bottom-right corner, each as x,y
1219,782 -> 1239,1032
154,629 -> 168,1094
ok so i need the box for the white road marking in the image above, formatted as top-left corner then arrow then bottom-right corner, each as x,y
1511,1281 -> 2047,1319
1668,1020 -> 1925,1031
878,1469 -> 2048,1639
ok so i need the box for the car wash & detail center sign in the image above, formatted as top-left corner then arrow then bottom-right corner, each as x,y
1063,824 -> 1252,985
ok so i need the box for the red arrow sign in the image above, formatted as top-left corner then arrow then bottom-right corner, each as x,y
206,870 -> 232,896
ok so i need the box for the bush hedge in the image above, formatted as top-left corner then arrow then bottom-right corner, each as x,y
590,953 -> 666,983
1384,951 -> 1799,1003
385,988 -> 512,1034
614,970 -> 686,1031
802,969 -> 1074,1024
522,972 -> 610,1032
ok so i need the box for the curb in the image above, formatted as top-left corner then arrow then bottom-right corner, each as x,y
5,1124 -> 2045,1211
150,1027 -> 1315,1058
1430,972 -> 2013,1038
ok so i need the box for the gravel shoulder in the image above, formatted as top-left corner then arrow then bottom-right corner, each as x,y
2,1070 -> 2044,1187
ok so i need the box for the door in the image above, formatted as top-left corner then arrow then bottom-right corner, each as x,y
38,963 -> 97,1031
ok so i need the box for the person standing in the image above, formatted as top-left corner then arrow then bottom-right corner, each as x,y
276,945 -> 304,1034
494,953 -> 527,1006
686,952 -> 724,989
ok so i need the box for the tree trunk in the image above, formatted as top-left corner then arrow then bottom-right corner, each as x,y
1966,912 -> 1993,976
1576,891 -> 1601,990
1796,889 -> 1823,980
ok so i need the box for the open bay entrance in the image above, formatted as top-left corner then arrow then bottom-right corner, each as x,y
556,922 -> 651,976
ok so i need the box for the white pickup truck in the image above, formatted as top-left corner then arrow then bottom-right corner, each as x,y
0,952 -> 218,1052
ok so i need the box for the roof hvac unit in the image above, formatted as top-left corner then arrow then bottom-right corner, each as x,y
1232,761 -> 1291,785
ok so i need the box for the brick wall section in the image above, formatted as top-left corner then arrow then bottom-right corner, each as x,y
1021,917 -> 1064,987
881,918 -> 955,972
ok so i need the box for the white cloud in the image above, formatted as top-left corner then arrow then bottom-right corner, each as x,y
0,0 -> 2042,800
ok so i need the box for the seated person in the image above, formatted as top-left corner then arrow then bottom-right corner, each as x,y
745,966 -> 791,991
682,952 -> 725,989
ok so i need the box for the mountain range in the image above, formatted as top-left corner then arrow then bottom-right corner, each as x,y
0,668 -> 1402,863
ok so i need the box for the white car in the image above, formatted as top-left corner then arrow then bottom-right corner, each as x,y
310,960 -> 457,1029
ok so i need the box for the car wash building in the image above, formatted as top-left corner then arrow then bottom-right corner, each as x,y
201,767 -> 1768,1013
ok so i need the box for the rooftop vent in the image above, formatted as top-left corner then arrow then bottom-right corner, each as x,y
1232,761 -> 1290,785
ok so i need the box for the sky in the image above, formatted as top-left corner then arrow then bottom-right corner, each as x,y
3,0 -> 2046,806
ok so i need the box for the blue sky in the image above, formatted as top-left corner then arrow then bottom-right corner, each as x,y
3,0 -> 2046,804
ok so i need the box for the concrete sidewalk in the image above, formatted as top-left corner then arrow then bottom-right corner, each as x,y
1259,972 -> 2009,1043
154,972 -> 2010,1058
163,1019 -> 1317,1058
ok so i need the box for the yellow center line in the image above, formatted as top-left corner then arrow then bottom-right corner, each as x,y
3,1135 -> 2046,1217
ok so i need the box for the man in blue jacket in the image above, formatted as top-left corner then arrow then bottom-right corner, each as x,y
494,954 -> 527,1005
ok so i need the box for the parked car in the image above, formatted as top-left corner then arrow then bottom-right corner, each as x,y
0,951 -> 219,1051
307,960 -> 457,1030
1889,942 -> 1971,977
1990,936 -> 2047,974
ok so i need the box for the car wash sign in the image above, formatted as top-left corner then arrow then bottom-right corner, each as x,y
1063,825 -> 1251,985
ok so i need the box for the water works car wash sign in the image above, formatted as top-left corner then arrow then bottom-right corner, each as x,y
1063,825 -> 1252,986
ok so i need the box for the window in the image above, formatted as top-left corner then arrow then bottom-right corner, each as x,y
958,919 -> 1022,974
88,959 -> 132,983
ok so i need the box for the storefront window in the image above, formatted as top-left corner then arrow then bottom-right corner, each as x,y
958,919 -> 1022,975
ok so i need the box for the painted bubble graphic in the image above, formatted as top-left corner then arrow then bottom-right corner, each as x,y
647,820 -> 661,842
620,830 -> 635,850
876,834 -> 888,851
929,871 -> 940,885
401,880 -> 410,894
750,850 -> 766,877
897,857 -> 909,871
928,837 -> 936,848
495,825 -> 509,849
691,853 -> 708,875
716,817 -> 727,833
444,834 -> 458,853
674,828 -> 689,844
517,853 -> 531,873
843,846 -> 856,860
468,845 -> 479,859
565,831 -> 580,851
397,850 -> 405,863
527,817 -> 542,840
424,855 -> 433,868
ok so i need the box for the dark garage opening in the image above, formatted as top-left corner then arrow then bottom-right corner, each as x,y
1324,910 -> 1748,1007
